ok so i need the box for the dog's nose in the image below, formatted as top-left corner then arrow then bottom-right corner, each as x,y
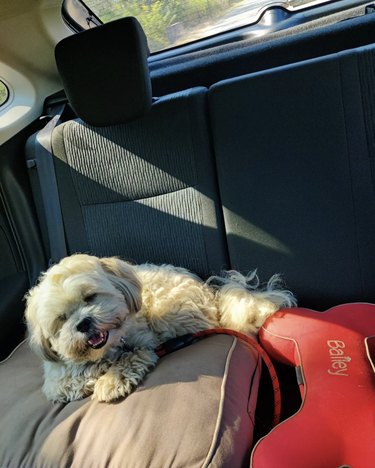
76,317 -> 92,333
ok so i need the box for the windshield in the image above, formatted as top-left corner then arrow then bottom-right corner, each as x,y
83,0 -> 333,52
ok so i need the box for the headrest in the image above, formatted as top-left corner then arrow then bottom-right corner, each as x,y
55,17 -> 152,126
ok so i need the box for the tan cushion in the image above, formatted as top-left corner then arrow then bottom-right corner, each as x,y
0,335 -> 261,467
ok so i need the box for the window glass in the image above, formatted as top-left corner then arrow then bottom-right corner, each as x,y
0,80 -> 9,107
83,0 -> 333,53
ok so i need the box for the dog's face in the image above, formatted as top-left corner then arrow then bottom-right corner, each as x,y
25,255 -> 142,363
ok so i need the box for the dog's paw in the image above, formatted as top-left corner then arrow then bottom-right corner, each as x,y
93,348 -> 159,402
93,372 -> 133,402
43,382 -> 76,403
50,394 -> 71,404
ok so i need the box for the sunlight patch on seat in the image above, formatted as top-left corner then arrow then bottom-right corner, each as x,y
134,189 -> 217,229
224,209 -> 292,255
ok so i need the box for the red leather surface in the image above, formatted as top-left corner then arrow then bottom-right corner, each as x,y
251,303 -> 375,468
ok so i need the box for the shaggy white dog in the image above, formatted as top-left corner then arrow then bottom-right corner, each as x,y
25,254 -> 295,403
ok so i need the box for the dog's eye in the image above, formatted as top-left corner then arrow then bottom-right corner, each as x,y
84,293 -> 97,303
58,313 -> 67,321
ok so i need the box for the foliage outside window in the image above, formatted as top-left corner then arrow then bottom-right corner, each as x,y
84,0 -> 332,53
0,80 -> 9,107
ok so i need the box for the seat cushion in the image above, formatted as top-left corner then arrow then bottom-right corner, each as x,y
0,334 -> 261,467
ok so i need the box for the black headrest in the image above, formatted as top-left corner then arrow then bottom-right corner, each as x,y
55,17 -> 152,126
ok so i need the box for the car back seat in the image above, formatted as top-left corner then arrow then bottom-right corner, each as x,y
209,44 -> 375,310
26,17 -> 229,278
2,18 -> 264,468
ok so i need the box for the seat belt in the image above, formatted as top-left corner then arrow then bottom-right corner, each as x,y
26,101 -> 68,266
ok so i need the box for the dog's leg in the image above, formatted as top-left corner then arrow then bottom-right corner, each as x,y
43,360 -> 111,403
213,271 -> 296,335
93,348 -> 159,402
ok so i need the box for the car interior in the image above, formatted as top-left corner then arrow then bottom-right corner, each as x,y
1,0 -> 375,465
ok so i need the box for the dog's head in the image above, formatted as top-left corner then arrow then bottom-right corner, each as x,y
25,254 -> 142,363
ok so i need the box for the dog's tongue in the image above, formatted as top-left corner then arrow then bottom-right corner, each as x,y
87,331 -> 108,349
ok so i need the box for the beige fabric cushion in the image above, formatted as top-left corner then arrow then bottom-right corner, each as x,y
0,335 -> 261,467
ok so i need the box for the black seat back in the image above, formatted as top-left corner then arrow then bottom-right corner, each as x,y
27,17 -> 228,277
209,45 -> 375,308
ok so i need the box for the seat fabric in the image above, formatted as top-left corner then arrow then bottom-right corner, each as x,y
51,87 -> 228,277
209,45 -> 375,309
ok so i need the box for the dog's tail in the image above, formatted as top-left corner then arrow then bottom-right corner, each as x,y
207,270 -> 296,335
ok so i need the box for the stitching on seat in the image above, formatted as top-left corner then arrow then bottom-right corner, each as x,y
202,336 -> 237,468
0,339 -> 27,365
338,52 -> 365,298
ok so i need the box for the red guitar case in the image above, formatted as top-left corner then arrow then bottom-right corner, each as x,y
251,303 -> 375,468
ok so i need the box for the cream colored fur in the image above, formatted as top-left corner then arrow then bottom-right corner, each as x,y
25,254 -> 296,403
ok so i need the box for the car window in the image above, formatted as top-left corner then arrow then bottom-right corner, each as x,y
82,0 -> 333,53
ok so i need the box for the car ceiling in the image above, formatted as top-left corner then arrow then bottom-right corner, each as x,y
0,0 -> 70,145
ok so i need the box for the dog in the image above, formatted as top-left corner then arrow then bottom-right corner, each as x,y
25,254 -> 296,403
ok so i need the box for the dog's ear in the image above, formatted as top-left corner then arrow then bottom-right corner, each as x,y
99,257 -> 142,313
24,289 -> 59,362
28,329 -> 59,362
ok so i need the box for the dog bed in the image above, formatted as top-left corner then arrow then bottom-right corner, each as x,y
1,333 -> 261,467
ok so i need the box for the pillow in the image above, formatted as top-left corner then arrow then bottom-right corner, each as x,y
1,334 -> 261,467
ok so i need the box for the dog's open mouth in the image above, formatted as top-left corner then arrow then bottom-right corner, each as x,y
87,330 -> 109,349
